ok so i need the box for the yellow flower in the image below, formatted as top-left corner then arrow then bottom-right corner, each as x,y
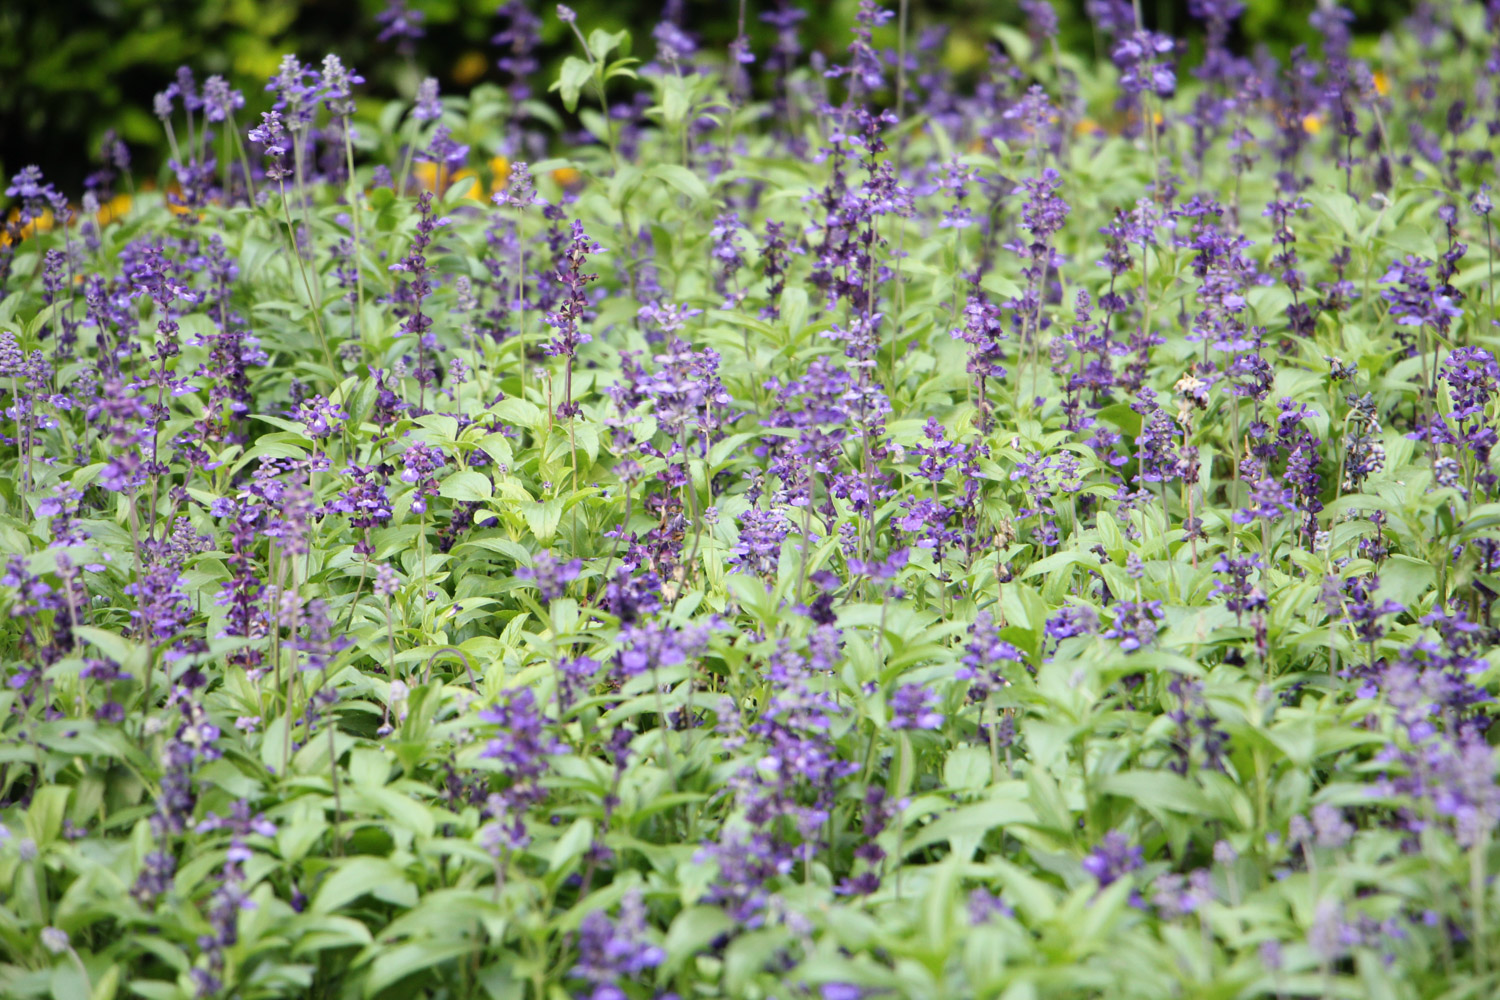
100,193 -> 132,226
490,155 -> 511,198
11,207 -> 58,240
1302,112 -> 1324,135
452,50 -> 488,87
413,161 -> 440,193
449,168 -> 483,200
552,166 -> 581,188
1373,71 -> 1389,96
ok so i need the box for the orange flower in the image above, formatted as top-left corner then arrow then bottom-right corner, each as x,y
552,166 -> 581,188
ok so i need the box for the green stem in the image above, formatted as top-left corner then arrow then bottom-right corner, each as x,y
341,122 -> 365,347
276,178 -> 335,377
1473,837 -> 1489,977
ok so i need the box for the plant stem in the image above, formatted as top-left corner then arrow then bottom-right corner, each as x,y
276,179 -> 335,376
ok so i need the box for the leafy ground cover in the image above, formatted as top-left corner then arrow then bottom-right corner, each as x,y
3,1 -> 1500,997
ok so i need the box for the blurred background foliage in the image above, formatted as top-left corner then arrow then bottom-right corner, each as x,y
3,0 -> 1409,192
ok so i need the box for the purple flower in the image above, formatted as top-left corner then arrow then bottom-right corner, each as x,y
544,220 -> 602,362
319,54 -> 364,118
1046,604 -> 1100,642
1381,255 -> 1463,332
247,111 -> 290,182
40,926 -> 70,955
1015,167 -> 1070,244
652,20 -> 699,65
1152,869 -> 1213,919
377,0 -> 426,54
399,441 -> 447,513
196,800 -> 278,839
952,273 -> 1009,388
1473,186 -> 1493,217
1021,0 -> 1059,37
419,125 -> 469,170
413,77 -> 443,123
202,77 -> 245,124
1104,599 -> 1163,653
516,550 -> 583,602
1211,554 -> 1268,623
616,618 -> 716,679
729,507 -> 788,576
1310,803 -> 1354,849
911,418 -> 965,484
374,563 -> 401,598
326,464 -> 393,530
1442,347 -> 1499,422
494,2 -> 543,101
265,55 -> 320,131
572,890 -> 665,995
1087,0 -> 1135,37
131,850 -> 176,907
388,191 -> 448,396
710,211 -> 747,304
479,687 -> 561,779
296,395 -> 348,439
968,888 -> 1014,924
889,684 -> 943,730
1113,30 -> 1177,98
1083,830 -> 1144,886
957,612 -> 1025,700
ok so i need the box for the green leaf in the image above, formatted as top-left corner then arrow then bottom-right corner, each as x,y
905,796 -> 1036,859
1306,188 -> 1362,242
519,497 -> 565,544
1380,223 -> 1438,261
943,746 -> 992,791
1099,770 -> 1214,816
363,940 -> 478,997
352,785 -> 436,839
1374,554 -> 1435,609
288,915 -> 376,957
438,470 -> 493,502
664,906 -> 736,973
661,75 -> 692,126
648,164 -> 709,201
552,56 -> 593,113
90,964 -> 121,1000
312,857 -> 412,914
548,818 -> 593,874
991,24 -> 1035,65
980,272 -> 1022,301
587,28 -> 629,62
493,396 -> 545,431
